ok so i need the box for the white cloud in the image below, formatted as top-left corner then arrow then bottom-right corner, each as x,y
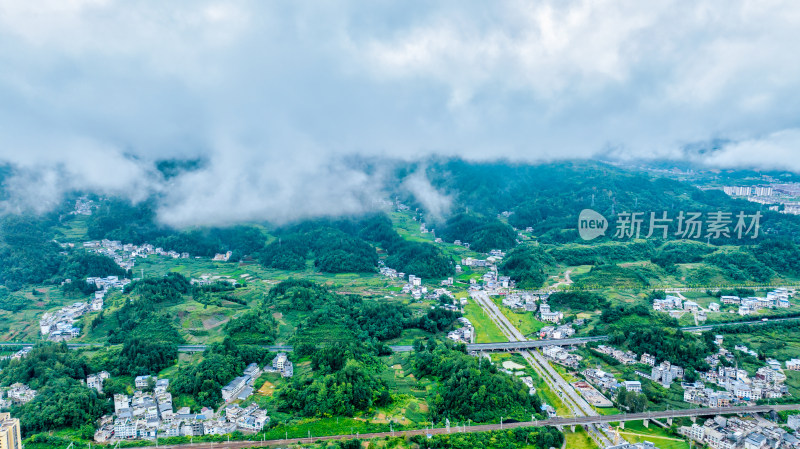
701,128 -> 800,172
0,0 -> 799,224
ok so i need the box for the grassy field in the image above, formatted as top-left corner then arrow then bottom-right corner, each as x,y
463,299 -> 507,343
53,214 -> 91,241
617,420 -> 690,449
493,298 -> 547,338
564,428 -> 599,449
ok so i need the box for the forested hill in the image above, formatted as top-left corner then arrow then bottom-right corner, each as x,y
3,158 -> 800,292
417,159 -> 800,245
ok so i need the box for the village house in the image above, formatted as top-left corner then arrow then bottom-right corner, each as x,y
87,371 -> 110,393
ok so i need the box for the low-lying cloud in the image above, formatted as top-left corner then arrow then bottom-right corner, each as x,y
1,0 -> 799,225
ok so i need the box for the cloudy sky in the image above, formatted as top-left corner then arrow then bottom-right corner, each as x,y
1,0 -> 799,225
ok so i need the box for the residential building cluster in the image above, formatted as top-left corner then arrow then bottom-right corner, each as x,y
538,302 -> 564,324
0,347 -> 30,362
542,345 -> 583,369
502,292 -> 540,312
70,196 -> 95,215
400,275 -> 428,300
719,289 -> 792,316
190,275 -> 240,287
694,364 -> 788,404
538,324 -> 575,340
0,384 -> 36,408
582,367 -> 641,398
650,361 -> 685,387
98,367 -> 275,442
653,289 -> 792,319
212,251 -> 233,262
39,302 -> 88,341
83,239 -> 190,272
594,345 -> 639,366
268,354 -> 294,379
722,186 -> 774,197
475,270 -> 512,292
447,317 -> 475,344
680,415 -> 800,449
87,275 -> 131,309
461,257 -> 492,268
86,371 -> 111,393
652,295 -> 684,311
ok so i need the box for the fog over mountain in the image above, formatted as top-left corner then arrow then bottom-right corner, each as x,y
1,0 -> 799,225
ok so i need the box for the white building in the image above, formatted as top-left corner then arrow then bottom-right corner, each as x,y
622,380 -> 642,392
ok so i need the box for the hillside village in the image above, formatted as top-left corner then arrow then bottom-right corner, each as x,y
93,353 -> 294,441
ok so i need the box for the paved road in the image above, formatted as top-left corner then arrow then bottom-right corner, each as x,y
129,404 -> 798,449
470,290 -> 614,447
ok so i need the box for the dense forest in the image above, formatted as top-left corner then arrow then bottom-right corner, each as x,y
420,160 -> 800,246
259,224 -> 378,273
278,342 -> 391,417
411,339 -> 541,422
499,245 -> 554,289
437,213 -> 517,253
0,215 -> 65,290
0,344 -> 108,433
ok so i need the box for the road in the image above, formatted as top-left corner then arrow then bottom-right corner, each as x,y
128,404 -> 800,449
548,269 -> 574,291
470,290 -> 614,447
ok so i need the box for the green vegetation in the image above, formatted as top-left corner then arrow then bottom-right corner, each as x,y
260,224 -> 377,273
651,240 -> 715,272
548,291 -> 609,311
600,309 -> 715,371
407,426 -> 563,449
278,343 -> 391,417
0,215 -> 65,291
500,245 -> 555,289
463,300 -> 507,343
266,279 -> 459,346
572,263 -> 663,289
438,213 -> 517,252
704,249 -> 773,283
0,344 -> 107,434
618,420 -> 690,449
564,428 -> 599,449
411,339 -> 541,422
615,387 -> 647,413
550,241 -> 655,265
171,339 -> 272,408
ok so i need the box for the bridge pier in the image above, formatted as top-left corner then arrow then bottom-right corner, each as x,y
691,416 -> 696,424
642,419 -> 649,428
570,425 -> 576,433
667,417 -> 673,426
619,421 -> 624,430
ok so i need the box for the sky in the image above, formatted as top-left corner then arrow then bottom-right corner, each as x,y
1,0 -> 799,226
